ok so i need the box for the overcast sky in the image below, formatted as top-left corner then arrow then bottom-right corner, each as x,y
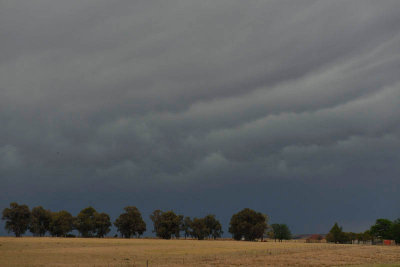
1,0 -> 400,235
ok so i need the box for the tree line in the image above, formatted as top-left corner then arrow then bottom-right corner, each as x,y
2,203 -> 291,241
326,218 -> 400,244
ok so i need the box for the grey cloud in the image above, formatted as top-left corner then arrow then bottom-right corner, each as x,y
1,0 -> 400,234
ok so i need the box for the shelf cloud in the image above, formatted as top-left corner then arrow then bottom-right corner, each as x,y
1,0 -> 399,234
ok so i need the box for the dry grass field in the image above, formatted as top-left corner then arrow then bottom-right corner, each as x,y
0,237 -> 399,266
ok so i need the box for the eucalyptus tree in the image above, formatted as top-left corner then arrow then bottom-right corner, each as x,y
2,202 -> 31,237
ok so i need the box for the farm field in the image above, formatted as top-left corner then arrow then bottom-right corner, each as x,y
0,237 -> 399,266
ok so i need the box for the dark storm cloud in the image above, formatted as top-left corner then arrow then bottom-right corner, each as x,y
1,0 -> 400,234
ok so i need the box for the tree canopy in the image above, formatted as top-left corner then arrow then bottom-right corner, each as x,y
49,210 -> 74,237
30,206 -> 52,237
228,208 -> 268,241
270,223 -> 292,241
190,217 -> 208,240
95,212 -> 112,238
2,202 -> 31,237
182,216 -> 192,239
74,207 -> 111,238
150,210 -> 183,239
188,214 -> 223,240
391,219 -> 400,244
204,214 -> 223,239
75,206 -> 98,237
370,219 -> 393,240
2,201 -> 399,244
114,206 -> 146,238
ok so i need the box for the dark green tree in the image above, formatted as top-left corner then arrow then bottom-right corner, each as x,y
49,210 -> 74,237
204,214 -> 223,239
94,212 -> 111,238
150,209 -> 163,238
2,202 -> 31,237
114,206 -> 146,238
391,219 -> 400,244
30,206 -> 52,236
182,216 -> 192,239
326,222 -> 347,243
75,206 -> 97,237
270,224 -> 291,242
189,214 -> 223,240
228,208 -> 268,241
150,210 -> 183,239
191,217 -> 208,240
370,219 -> 393,240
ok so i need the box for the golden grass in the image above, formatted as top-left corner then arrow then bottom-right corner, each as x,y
0,237 -> 399,266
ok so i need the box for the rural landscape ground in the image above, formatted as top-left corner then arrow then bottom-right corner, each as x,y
0,237 -> 399,266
